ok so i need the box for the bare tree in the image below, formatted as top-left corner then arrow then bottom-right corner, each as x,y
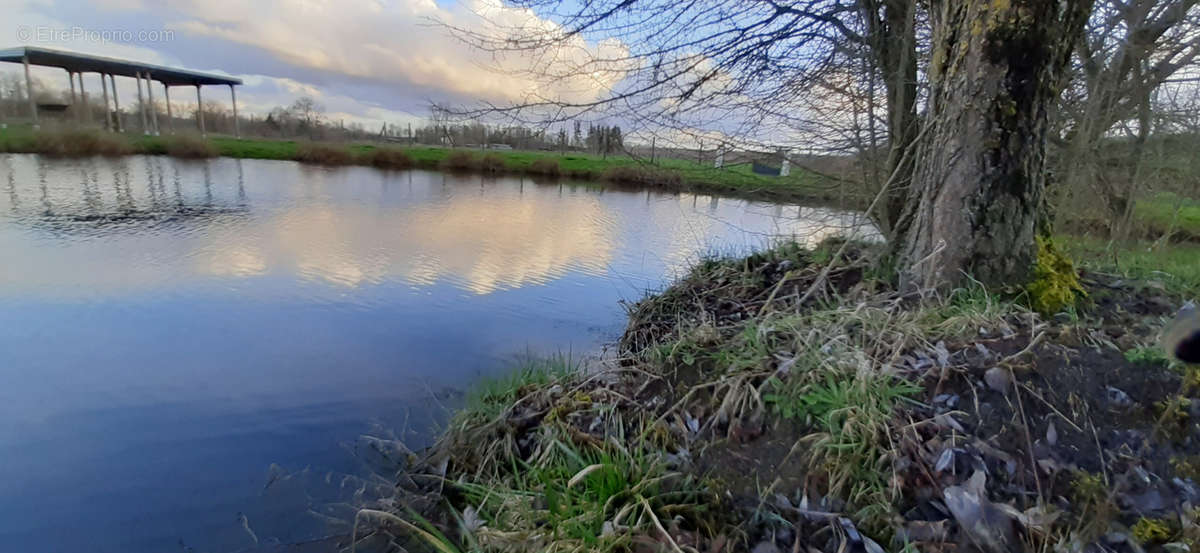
289,96 -> 325,136
448,0 -> 1092,290
1057,0 -> 1200,237
859,0 -> 922,238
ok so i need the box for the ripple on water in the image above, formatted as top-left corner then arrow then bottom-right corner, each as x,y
0,153 -> 876,553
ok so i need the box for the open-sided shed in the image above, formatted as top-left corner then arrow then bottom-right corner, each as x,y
0,45 -> 243,135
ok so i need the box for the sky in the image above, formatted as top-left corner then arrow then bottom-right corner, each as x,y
0,0 -> 624,129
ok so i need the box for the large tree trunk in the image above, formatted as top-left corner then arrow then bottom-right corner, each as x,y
899,0 -> 1093,291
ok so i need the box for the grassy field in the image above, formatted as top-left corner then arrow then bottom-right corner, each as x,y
1061,233 -> 1200,296
1134,192 -> 1200,240
0,125 -> 852,206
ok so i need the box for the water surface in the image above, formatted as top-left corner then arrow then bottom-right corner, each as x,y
0,154 -> 871,552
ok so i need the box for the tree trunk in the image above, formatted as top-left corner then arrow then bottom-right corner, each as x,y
863,0 -> 920,241
899,0 -> 1093,291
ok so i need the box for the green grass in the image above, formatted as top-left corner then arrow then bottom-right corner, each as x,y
455,356 -> 578,425
451,427 -> 708,552
1060,234 -> 1200,296
0,124 -> 848,204
406,354 -> 713,552
1124,345 -> 1172,367
1134,192 -> 1200,239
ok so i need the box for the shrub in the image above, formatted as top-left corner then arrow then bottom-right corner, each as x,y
439,150 -> 476,171
162,135 -> 218,159
293,142 -> 355,165
479,153 -> 506,174
360,147 -> 413,169
601,165 -> 683,187
527,158 -> 561,177
32,128 -> 133,157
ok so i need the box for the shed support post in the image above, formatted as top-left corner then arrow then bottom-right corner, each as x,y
67,70 -> 77,122
24,55 -> 38,127
78,72 -> 89,124
195,85 -> 205,136
101,74 -> 112,131
135,72 -> 148,134
164,85 -> 173,134
109,74 -> 122,132
229,84 -> 239,138
145,74 -> 159,135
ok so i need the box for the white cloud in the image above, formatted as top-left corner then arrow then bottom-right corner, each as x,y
1,0 -> 631,128
164,0 -> 629,105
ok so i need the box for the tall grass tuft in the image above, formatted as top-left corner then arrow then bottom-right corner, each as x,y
453,356 -> 578,429
32,128 -> 134,157
478,153 -> 506,174
527,158 -> 562,177
602,165 -> 683,187
294,142 -> 355,165
162,134 -> 218,159
439,150 -> 476,171
360,147 -> 414,169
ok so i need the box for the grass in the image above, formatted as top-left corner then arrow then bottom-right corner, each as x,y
347,236 -> 1193,551
1060,234 -> 1200,296
454,356 -> 577,426
601,165 -> 683,188
479,153 -> 506,174
389,353 -> 716,553
22,128 -> 134,157
1134,192 -> 1200,240
293,142 -> 356,165
0,124 -> 847,205
439,150 -> 477,172
452,425 -> 710,553
528,158 -> 562,177
159,134 -> 219,158
359,146 -> 414,169
619,239 -> 1001,532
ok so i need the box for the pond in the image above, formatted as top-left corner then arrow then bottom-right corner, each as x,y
0,154 -> 873,552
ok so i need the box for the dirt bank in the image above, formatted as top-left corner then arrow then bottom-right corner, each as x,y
353,240 -> 1197,553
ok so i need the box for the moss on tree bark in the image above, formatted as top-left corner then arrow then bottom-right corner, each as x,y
899,0 -> 1093,291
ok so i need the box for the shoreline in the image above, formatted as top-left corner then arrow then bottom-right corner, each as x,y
369,239 -> 1198,553
0,125 -> 869,209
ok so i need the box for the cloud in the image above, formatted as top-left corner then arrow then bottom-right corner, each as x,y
163,0 -> 628,105
1,0 -> 630,127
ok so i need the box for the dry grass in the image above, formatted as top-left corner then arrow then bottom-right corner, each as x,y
373,238 -> 1199,553
162,134 -> 218,159
479,153 -> 506,174
374,240 -> 1004,551
384,356 -> 720,553
31,128 -> 134,157
439,150 -> 477,171
601,165 -> 683,187
527,158 -> 562,177
294,142 -> 355,165
360,147 -> 414,169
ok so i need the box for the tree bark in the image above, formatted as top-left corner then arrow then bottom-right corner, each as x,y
899,0 -> 1093,291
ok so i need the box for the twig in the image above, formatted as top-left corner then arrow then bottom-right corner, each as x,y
1001,330 -> 1046,364
757,269 -> 796,316
1010,369 -> 1045,507
641,495 -> 685,553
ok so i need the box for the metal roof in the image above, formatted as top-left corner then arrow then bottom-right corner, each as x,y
0,45 -> 242,86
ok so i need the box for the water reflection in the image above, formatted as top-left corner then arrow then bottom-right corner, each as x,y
6,156 -> 248,236
0,154 -> 875,553
0,156 -> 873,299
